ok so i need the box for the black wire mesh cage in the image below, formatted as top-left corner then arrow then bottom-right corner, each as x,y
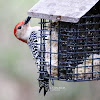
38,1 -> 100,82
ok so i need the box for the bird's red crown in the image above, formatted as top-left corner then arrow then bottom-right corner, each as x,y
14,20 -> 27,43
14,20 -> 24,36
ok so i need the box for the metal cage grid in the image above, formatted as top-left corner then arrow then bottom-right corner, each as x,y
38,1 -> 100,82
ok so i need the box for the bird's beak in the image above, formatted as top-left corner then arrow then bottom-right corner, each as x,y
24,16 -> 31,25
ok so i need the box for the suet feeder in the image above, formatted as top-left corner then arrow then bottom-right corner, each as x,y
28,0 -> 100,82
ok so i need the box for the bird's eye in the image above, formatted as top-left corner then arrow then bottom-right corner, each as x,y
18,26 -> 21,29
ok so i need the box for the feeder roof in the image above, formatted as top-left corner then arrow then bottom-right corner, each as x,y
28,0 -> 99,23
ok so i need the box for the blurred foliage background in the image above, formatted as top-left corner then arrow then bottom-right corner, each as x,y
0,0 -> 100,100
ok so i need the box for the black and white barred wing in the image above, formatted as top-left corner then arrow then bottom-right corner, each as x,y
27,30 -> 40,69
27,28 -> 50,96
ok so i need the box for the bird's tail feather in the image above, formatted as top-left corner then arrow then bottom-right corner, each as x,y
38,71 -> 50,96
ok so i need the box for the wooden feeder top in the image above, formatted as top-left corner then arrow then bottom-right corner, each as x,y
28,0 -> 99,23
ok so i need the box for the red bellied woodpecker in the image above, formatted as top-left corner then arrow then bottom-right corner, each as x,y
14,17 -> 50,95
